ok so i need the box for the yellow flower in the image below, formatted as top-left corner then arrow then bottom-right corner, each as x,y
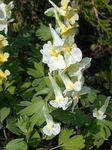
61,0 -> 70,10
0,52 -> 9,62
54,10 -> 74,36
0,34 -> 8,49
0,69 -> 10,84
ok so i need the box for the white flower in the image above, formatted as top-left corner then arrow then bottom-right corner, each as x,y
93,96 -> 111,120
0,1 -> 14,20
42,106 -> 61,136
40,26 -> 66,72
0,0 -> 14,34
49,73 -> 71,110
0,18 -> 14,34
59,71 -> 83,94
68,57 -> 91,77
0,69 -> 10,84
48,0 -> 66,16
0,52 -> 9,62
63,44 -> 82,67
61,0 -> 70,10
0,34 -> 8,48
71,86 -> 91,105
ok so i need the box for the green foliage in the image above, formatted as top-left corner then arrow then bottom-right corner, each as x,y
36,24 -> 52,41
59,129 -> 85,150
5,138 -> 27,150
19,96 -> 45,126
0,0 -> 111,150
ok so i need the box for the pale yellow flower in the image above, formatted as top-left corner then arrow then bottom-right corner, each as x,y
0,69 -> 10,84
0,34 -> 8,48
61,0 -> 70,10
0,52 -> 9,62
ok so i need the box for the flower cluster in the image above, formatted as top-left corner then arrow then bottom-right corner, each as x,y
41,0 -> 110,136
0,0 -> 14,85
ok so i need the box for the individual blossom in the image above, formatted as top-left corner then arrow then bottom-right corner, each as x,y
67,57 -> 91,77
0,1 -> 14,34
93,96 -> 111,120
42,106 -> 61,136
0,34 -> 8,48
49,73 -> 71,110
0,69 -> 10,84
54,10 -> 74,36
71,86 -> 91,106
0,52 -> 9,62
62,41 -> 82,67
47,0 -> 79,25
0,1 -> 14,20
59,71 -> 83,94
40,25 -> 66,72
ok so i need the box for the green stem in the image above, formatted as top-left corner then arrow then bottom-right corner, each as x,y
3,128 -> 7,140
50,145 -> 63,150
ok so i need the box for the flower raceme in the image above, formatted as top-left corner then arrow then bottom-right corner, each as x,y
0,1 -> 14,85
41,0 -> 94,136
42,106 -> 61,136
41,25 -> 83,72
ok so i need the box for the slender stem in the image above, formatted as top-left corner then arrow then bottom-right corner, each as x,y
50,145 -> 63,150
44,91 -> 53,102
3,128 -> 7,140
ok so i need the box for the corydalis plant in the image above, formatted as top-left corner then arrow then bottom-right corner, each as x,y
41,0 -> 110,136
0,0 -> 14,85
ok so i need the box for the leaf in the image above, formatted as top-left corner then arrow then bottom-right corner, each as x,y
27,63 -> 44,79
59,128 -> 85,150
36,24 -> 51,41
19,96 -> 44,126
35,88 -> 50,96
27,68 -> 41,78
29,131 -> 41,147
52,109 -> 74,124
0,107 -> 11,123
6,117 -> 21,135
7,86 -> 16,95
5,138 -> 27,150
32,78 -> 42,87
34,62 -> 44,77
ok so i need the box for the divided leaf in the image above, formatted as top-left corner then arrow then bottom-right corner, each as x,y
59,129 -> 85,150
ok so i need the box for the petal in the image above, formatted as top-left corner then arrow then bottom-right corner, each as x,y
49,100 -> 59,108
74,81 -> 82,91
43,125 -> 52,136
48,0 -> 66,16
81,57 -> 92,70
45,7 -> 55,17
8,1 -> 14,9
72,47 -> 82,63
5,69 -> 10,76
52,123 -> 61,135
80,86 -> 91,95
61,0 -> 70,9
99,96 -> 111,114
49,24 -> 64,46
57,55 -> 66,69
